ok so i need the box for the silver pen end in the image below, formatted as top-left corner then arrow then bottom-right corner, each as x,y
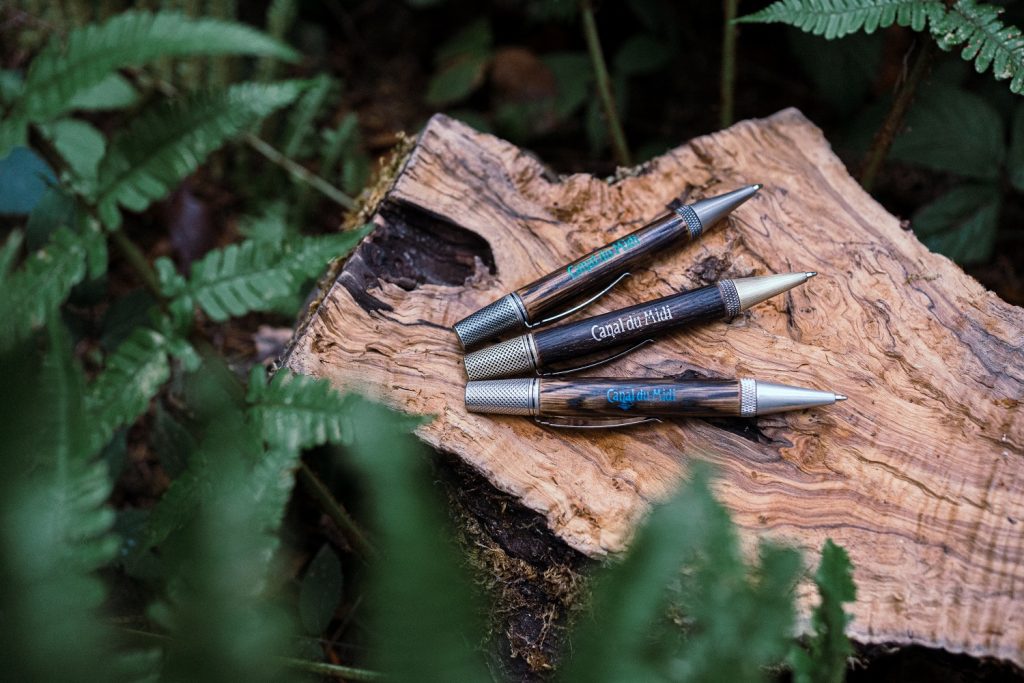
730,271 -> 814,312
747,380 -> 845,415
465,378 -> 539,415
464,335 -> 538,380
806,271 -> 817,278
687,183 -> 762,234
453,293 -> 527,350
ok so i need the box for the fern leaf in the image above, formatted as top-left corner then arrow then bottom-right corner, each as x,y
282,74 -> 335,158
10,11 -> 298,131
0,227 -> 90,350
737,0 -> 944,39
248,367 -> 355,451
932,0 -> 1024,93
149,378 -> 297,681
790,539 -> 857,683
86,327 -> 177,453
93,80 -> 306,228
184,240 -> 301,321
0,317 -> 121,680
183,227 -> 370,322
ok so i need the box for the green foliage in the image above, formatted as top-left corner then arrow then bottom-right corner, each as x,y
931,0 -> 1024,93
247,367 -> 356,451
158,226 -> 370,322
0,320 -> 121,680
93,80 -> 307,228
738,0 -> 942,39
426,19 -> 493,107
889,85 -> 1004,180
86,327 -> 182,453
299,544 -> 344,635
1,10 -> 299,155
148,367 -> 300,683
0,226 -> 94,349
563,463 -> 802,682
343,399 -> 490,682
790,539 -> 857,683
911,184 -> 1001,265
741,0 -> 1024,94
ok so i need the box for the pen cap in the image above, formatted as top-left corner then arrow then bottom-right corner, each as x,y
465,378 -> 539,415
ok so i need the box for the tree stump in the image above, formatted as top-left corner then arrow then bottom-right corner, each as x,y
283,110 -> 1024,666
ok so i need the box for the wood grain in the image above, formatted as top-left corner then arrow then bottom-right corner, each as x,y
283,110 -> 1024,664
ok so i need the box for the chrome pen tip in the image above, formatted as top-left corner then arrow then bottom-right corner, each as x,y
834,394 -> 848,401
730,272 -> 814,312
752,183 -> 764,191
805,271 -> 817,279
688,184 -> 762,234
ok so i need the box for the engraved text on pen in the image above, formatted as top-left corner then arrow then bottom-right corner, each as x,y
591,304 -> 673,341
607,387 -> 677,411
566,234 -> 641,279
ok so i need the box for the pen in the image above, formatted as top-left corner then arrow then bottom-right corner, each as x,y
465,377 -> 846,427
463,272 -> 815,381
452,184 -> 762,350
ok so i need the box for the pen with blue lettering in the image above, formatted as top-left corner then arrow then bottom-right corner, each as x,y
452,184 -> 762,350
463,272 -> 815,381
464,376 -> 846,427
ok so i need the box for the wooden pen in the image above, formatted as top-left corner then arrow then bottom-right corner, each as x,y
465,376 -> 846,427
463,272 -> 815,381
452,184 -> 762,349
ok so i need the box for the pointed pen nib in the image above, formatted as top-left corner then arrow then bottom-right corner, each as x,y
805,271 -> 817,279
754,382 -> 843,415
731,272 -> 813,312
688,183 -> 761,233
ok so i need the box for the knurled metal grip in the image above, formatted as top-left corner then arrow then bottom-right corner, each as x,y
717,279 -> 741,318
463,334 -> 539,380
739,378 -> 757,417
465,378 -> 539,415
674,204 -> 703,240
453,293 -> 527,349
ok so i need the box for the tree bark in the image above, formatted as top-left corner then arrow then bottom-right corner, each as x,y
283,110 -> 1024,666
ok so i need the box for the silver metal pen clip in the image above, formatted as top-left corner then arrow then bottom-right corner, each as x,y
537,338 -> 654,377
535,415 -> 662,429
526,272 -> 632,328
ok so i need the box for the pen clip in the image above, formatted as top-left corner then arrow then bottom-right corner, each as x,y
535,415 -> 662,429
538,338 -> 654,377
527,272 -> 632,328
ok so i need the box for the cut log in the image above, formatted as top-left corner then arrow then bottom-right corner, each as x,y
283,110 -> 1024,665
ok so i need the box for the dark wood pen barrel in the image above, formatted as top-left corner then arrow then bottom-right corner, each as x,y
514,211 -> 688,321
539,379 -> 740,417
531,284 -> 725,367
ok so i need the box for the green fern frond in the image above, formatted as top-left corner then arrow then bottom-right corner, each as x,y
93,80 -> 307,228
181,227 -> 370,322
0,227 -> 91,350
182,240 -> 302,321
932,0 -> 1024,93
86,327 -> 177,453
282,74 -> 336,158
248,367 -> 355,451
0,318 -> 121,680
10,11 -> 298,130
737,0 -> 944,39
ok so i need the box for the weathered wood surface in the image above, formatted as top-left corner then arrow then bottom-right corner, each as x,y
283,110 -> 1024,664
